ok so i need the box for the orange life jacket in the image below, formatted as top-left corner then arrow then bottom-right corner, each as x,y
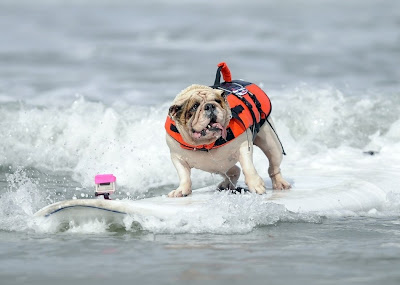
165,63 -> 273,152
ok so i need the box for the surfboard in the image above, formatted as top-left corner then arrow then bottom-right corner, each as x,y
34,177 -> 387,225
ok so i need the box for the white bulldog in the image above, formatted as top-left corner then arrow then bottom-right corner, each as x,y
165,82 -> 290,198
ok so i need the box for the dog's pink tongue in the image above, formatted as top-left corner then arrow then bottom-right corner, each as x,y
212,123 -> 227,140
221,128 -> 227,140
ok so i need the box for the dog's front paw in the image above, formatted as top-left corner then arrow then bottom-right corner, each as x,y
168,187 -> 192,198
217,180 -> 236,190
246,175 -> 266,194
271,174 -> 291,190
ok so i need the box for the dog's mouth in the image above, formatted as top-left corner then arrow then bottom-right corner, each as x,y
192,120 -> 227,140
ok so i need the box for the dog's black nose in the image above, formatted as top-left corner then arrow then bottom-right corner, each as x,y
204,103 -> 215,111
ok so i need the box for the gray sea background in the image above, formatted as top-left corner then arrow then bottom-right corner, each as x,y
1,0 -> 400,284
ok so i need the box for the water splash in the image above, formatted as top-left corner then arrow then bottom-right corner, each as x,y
0,167 -> 49,231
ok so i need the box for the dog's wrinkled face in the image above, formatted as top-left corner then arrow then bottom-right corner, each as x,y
169,85 -> 231,146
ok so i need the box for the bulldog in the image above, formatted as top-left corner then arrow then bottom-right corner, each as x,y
165,64 -> 290,197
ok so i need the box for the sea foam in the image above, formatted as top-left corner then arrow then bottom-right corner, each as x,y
1,85 -> 400,234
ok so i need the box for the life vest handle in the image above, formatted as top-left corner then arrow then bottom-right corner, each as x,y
213,62 -> 232,86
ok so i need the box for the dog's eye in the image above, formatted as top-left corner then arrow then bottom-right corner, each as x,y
215,99 -> 222,104
191,103 -> 200,111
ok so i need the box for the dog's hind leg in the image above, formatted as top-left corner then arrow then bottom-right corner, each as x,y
218,165 -> 241,190
254,118 -> 291,190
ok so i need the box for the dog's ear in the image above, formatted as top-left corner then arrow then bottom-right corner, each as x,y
168,104 -> 182,119
213,89 -> 228,105
213,89 -> 224,96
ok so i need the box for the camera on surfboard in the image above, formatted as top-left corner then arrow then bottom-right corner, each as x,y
94,174 -> 116,200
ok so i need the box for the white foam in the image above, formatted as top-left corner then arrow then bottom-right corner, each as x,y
1,85 -> 400,234
32,177 -> 388,235
63,220 -> 109,234
0,168 -> 50,232
0,97 -> 182,191
1,87 -> 398,191
83,192 -> 324,235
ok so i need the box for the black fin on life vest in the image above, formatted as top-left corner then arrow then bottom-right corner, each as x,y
213,65 -> 223,87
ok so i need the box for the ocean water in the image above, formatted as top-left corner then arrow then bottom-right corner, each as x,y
1,0 -> 400,284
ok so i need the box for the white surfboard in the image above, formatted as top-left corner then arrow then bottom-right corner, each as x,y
34,177 -> 387,225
